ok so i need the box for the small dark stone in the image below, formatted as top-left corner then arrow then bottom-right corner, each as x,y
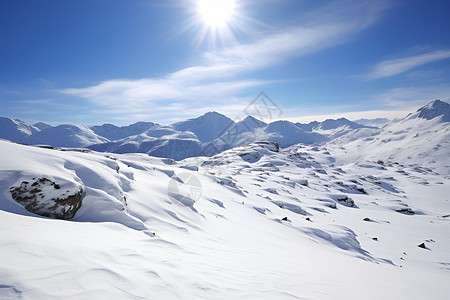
396,208 -> 415,215
418,243 -> 426,249
372,237 -> 378,241
363,217 -> 371,222
282,217 -> 288,221
306,217 -> 311,222
356,187 -> 367,194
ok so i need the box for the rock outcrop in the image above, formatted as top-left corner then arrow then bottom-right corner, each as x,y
10,178 -> 83,219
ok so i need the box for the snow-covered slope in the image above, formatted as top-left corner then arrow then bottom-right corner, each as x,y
21,124 -> 109,148
90,121 -> 156,140
172,111 -> 234,143
309,118 -> 371,139
207,117 -> 328,154
2,101 -> 449,163
1,113 -> 373,159
0,139 -> 449,299
265,120 -> 327,147
293,118 -> 373,140
89,116 -> 329,159
412,99 -> 450,122
89,126 -> 202,160
0,117 -> 39,142
328,100 -> 450,175
33,122 -> 53,131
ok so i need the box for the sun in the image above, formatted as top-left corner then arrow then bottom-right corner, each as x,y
196,0 -> 236,28
180,0 -> 244,47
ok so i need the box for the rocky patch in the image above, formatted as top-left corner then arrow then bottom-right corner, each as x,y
10,178 -> 83,220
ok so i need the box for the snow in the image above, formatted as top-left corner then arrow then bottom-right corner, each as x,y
89,127 -> 202,160
0,117 -> 39,143
413,99 -> 450,122
172,111 -> 234,143
21,124 -> 109,148
0,100 -> 449,299
329,103 -> 450,175
33,122 -> 53,131
265,120 -> 327,146
90,122 -> 156,140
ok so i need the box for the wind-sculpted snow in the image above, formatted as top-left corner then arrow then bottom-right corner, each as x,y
0,101 -> 450,299
1,138 -> 448,299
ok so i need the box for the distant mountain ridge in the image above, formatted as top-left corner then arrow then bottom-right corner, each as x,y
22,124 -> 109,148
1,100 -> 448,160
408,99 -> 450,122
0,117 -> 39,142
328,99 -> 450,175
172,111 -> 234,143
353,118 -> 392,127
91,122 -> 156,141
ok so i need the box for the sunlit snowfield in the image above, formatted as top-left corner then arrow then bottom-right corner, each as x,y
1,101 -> 449,299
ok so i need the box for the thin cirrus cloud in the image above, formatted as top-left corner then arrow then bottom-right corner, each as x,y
365,49 -> 450,80
60,1 -> 388,117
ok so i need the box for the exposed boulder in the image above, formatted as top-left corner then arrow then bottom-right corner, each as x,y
418,242 -> 427,249
10,178 -> 83,220
281,216 -> 291,222
396,207 -> 415,215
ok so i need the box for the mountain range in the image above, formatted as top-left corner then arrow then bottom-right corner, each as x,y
1,100 -> 449,163
1,100 -> 449,299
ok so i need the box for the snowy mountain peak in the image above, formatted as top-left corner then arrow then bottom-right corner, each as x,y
414,99 -> 450,122
0,117 -> 39,142
317,117 -> 365,130
33,122 -> 53,131
172,111 -> 233,143
241,115 -> 267,128
202,111 -> 229,119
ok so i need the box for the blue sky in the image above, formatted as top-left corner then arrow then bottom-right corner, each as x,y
1,0 -> 450,125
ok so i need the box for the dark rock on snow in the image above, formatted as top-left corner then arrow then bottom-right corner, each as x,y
10,178 -> 83,219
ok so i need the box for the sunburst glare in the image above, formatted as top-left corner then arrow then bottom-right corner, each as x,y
197,0 -> 236,28
180,0 -> 248,48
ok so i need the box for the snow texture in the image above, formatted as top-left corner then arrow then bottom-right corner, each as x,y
0,100 -> 449,299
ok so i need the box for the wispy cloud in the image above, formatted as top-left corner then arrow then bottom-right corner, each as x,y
60,1 -> 388,121
366,49 -> 450,80
280,83 -> 450,123
371,84 -> 450,108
